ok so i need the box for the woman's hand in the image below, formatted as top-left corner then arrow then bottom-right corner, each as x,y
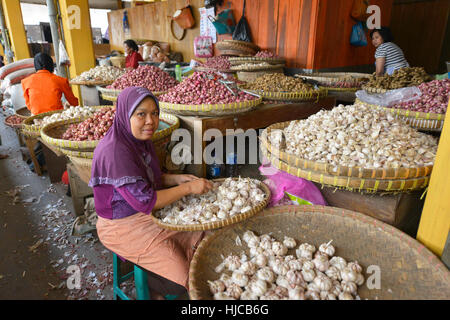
186,178 -> 214,195
162,174 -> 198,187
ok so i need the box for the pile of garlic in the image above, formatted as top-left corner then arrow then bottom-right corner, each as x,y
32,106 -> 98,128
209,232 -> 364,300
155,177 -> 267,225
269,104 -> 438,169
71,66 -> 125,83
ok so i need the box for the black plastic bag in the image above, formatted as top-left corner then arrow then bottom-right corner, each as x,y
205,0 -> 224,9
232,0 -> 252,42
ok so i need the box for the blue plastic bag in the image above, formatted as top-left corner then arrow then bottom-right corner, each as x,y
350,21 -> 367,46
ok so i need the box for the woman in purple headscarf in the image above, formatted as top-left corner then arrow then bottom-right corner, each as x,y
89,86 -> 213,299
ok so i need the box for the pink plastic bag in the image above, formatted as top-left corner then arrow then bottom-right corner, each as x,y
194,36 -> 213,58
259,163 -> 327,207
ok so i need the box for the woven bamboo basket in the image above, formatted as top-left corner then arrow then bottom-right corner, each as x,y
15,107 -> 31,119
362,84 -> 389,94
242,87 -> 328,102
151,178 -> 271,232
65,113 -> 180,184
236,69 -> 284,83
260,122 -> 434,180
229,56 -> 286,66
69,79 -> 115,86
194,66 -> 235,74
296,72 -> 370,86
231,63 -> 285,72
261,146 -> 430,193
216,40 -> 259,57
158,96 -> 263,116
189,205 -> 450,300
4,115 -> 25,129
355,98 -> 445,131
98,86 -> 169,102
110,56 -> 126,68
21,106 -> 113,138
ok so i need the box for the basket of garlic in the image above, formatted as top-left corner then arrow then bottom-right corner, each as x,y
259,104 -> 438,193
21,106 -> 105,138
152,177 -> 271,232
189,205 -> 450,300
70,66 -> 126,86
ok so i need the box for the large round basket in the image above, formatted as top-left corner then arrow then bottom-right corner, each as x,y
236,69 -> 283,83
242,87 -> 328,102
151,178 -> 271,232
189,205 -> 450,300
216,40 -> 259,56
231,63 -> 285,72
355,99 -> 445,132
59,149 -> 93,159
21,106 -> 113,138
260,122 -> 434,180
194,66 -> 236,74
15,107 -> 31,119
97,86 -> 169,102
229,56 -> 286,66
70,79 -> 114,86
158,96 -> 263,116
4,115 -> 25,129
296,72 -> 370,87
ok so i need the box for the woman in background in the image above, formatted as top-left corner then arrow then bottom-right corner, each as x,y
370,27 -> 409,76
124,39 -> 143,69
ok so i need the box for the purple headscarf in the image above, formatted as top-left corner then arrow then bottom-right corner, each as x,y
89,86 -> 161,188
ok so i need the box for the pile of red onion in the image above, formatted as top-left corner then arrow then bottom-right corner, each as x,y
159,72 -> 258,105
6,115 -> 24,125
107,65 -> 178,92
62,108 -> 115,141
392,79 -> 449,114
202,56 -> 231,70
255,50 -> 278,58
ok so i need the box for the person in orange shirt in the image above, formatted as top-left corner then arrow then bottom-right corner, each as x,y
22,53 -> 79,115
124,39 -> 143,69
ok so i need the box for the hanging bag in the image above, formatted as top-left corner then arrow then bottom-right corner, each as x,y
351,0 -> 370,21
172,0 -> 195,30
208,2 -> 236,35
232,0 -> 252,42
350,21 -> 368,46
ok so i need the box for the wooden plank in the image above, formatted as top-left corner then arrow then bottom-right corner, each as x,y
417,104 -> 450,256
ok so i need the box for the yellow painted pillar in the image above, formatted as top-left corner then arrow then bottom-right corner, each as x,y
2,0 -> 30,61
58,0 -> 95,105
417,101 -> 450,257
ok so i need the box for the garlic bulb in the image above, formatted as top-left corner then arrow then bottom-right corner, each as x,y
305,290 -> 321,300
347,261 -> 363,273
272,241 -> 288,256
225,255 -> 241,272
260,239 -> 272,251
249,246 -> 265,257
296,243 -> 316,260
301,269 -> 316,282
287,258 -> 303,271
226,283 -> 243,299
274,286 -> 289,298
286,270 -> 305,287
338,292 -> 354,300
256,267 -> 275,283
243,231 -> 257,243
341,267 -> 358,282
276,276 -> 290,289
341,281 -> 358,294
272,261 -> 290,276
260,291 -> 282,300
249,279 -> 268,297
289,287 -> 306,300
253,254 -> 268,268
214,292 -> 235,300
302,260 -> 315,271
283,236 -> 297,249
208,280 -> 225,294
247,237 -> 260,248
313,276 -> 332,291
219,273 -> 233,287
231,271 -> 249,287
325,266 -> 341,281
321,291 -> 337,300
330,256 -> 347,270
240,261 -> 257,276
319,240 -> 336,257
313,255 -> 330,272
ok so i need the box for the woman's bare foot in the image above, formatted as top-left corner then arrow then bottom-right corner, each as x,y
150,290 -> 166,300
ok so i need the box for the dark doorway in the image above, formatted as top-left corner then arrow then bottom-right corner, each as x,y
40,22 -> 52,43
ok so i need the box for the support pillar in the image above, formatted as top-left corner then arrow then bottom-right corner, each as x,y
417,102 -> 450,257
1,0 -> 30,61
58,0 -> 95,105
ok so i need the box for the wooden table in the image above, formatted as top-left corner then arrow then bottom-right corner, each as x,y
177,97 -> 336,177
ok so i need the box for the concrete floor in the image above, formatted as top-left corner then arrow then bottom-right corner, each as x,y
0,110 -> 121,300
